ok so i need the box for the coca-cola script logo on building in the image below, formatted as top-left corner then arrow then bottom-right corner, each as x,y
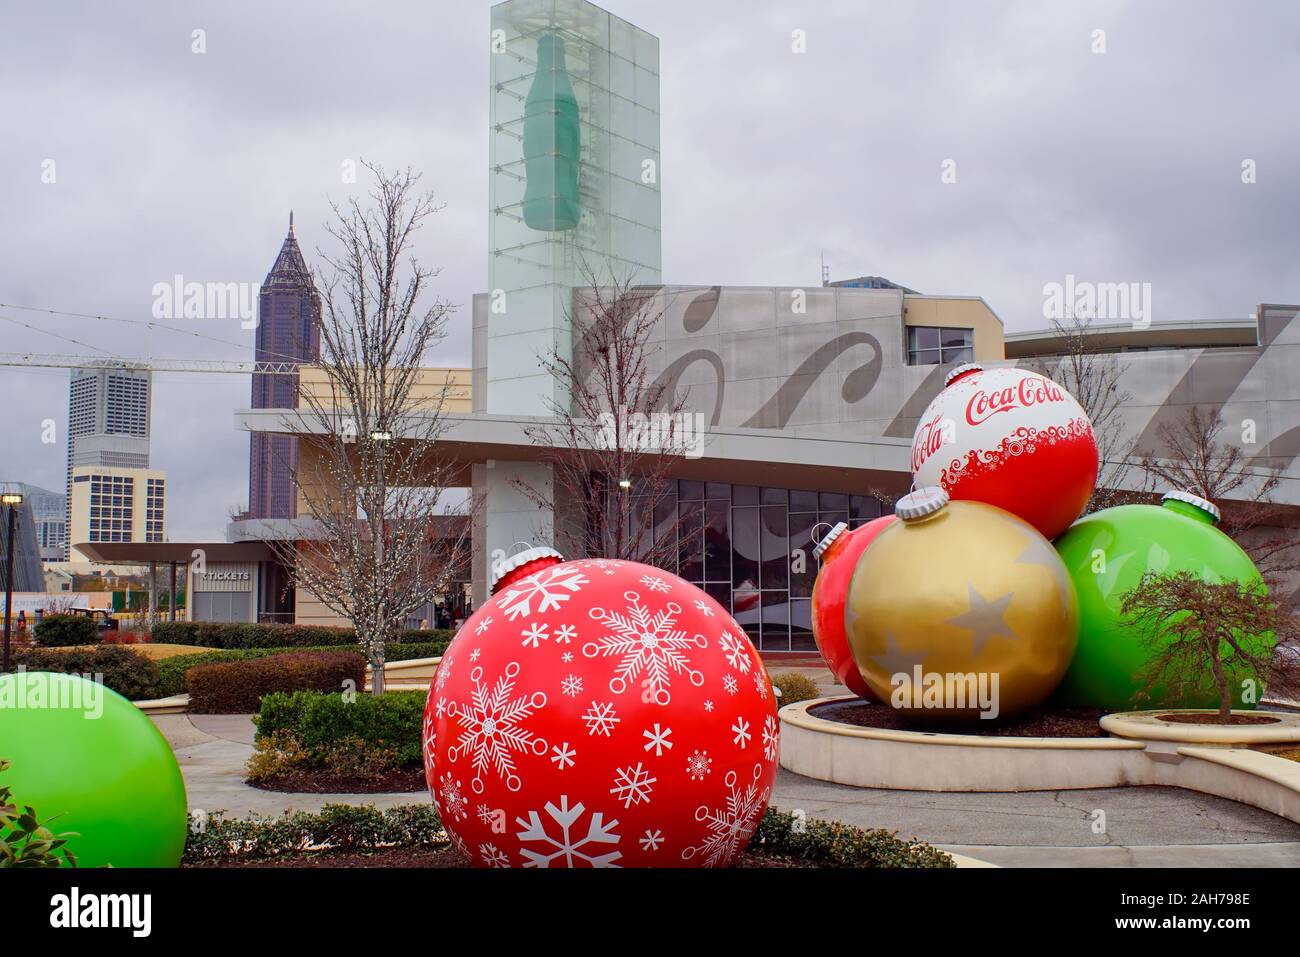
965,376 -> 1066,427
911,412 -> 956,472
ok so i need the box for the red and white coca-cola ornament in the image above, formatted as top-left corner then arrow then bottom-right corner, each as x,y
423,551 -> 779,868
910,364 -> 1097,540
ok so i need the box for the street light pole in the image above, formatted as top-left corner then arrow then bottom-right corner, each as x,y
1,490 -> 24,673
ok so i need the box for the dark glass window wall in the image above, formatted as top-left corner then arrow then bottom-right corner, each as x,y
611,480 -> 890,651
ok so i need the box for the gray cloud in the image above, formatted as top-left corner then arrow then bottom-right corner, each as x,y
1,0 -> 1297,540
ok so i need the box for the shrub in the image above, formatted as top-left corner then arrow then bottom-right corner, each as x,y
100,629 -> 149,645
186,651 -> 365,713
751,807 -> 955,868
254,689 -> 426,768
771,671 -> 821,706
151,642 -> 446,699
184,803 -> 444,862
181,803 -> 954,868
11,646 -> 160,701
31,615 -> 98,648
0,759 -> 79,868
245,731 -> 313,784
150,621 -> 453,650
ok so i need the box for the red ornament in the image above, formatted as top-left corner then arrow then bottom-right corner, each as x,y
810,517 -> 895,700
423,555 -> 778,868
910,364 -> 1097,539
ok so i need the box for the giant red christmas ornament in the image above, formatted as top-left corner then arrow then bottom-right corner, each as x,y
423,550 -> 779,868
910,364 -> 1098,540
811,517 -> 895,700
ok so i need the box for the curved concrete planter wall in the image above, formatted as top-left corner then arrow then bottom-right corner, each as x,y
780,696 -> 1300,826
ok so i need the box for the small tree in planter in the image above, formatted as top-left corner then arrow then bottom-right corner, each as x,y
1120,571 -> 1298,719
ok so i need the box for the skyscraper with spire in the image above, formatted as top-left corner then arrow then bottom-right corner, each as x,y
248,213 -> 321,519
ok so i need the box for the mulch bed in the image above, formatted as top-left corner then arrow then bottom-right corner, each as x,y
248,768 -> 426,794
813,701 -> 1109,737
1156,712 -> 1281,726
185,846 -> 807,868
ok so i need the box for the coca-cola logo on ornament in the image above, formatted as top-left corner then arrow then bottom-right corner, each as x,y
911,413 -> 956,472
965,376 -> 1065,427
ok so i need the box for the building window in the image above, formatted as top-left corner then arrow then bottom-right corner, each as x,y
907,325 -> 974,365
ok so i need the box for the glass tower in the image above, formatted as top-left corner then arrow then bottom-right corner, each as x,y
488,0 -> 662,414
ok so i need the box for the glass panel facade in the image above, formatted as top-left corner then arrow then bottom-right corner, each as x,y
612,480 -> 895,651
487,0 -> 661,414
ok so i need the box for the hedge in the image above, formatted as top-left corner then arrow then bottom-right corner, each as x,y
186,651 -> 366,713
181,804 -> 954,867
184,804 -> 444,862
32,614 -> 99,647
150,621 -> 454,650
255,689 -> 427,767
152,642 -> 448,699
11,646 -> 160,702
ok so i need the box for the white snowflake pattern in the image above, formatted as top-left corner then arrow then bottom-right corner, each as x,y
722,674 -> 738,696
446,662 -> 548,793
583,591 -> 707,706
434,695 -> 447,718
476,803 -> 495,825
435,656 -> 452,689
561,651 -> 574,662
642,723 -> 673,756
550,741 -> 576,770
640,829 -> 664,851
520,622 -> 549,648
561,674 -> 584,698
435,772 -> 468,821
581,701 -> 621,737
640,574 -> 670,593
681,764 -> 770,867
475,616 -> 494,635
703,699 -> 714,713
609,762 -> 657,808
555,624 -> 578,644
762,714 -> 779,761
693,599 -> 714,617
754,671 -> 769,700
732,716 -> 751,749
686,749 -> 713,781
496,564 -> 589,621
470,648 -> 481,662
515,795 -> 622,868
480,843 -> 510,868
717,631 -> 753,674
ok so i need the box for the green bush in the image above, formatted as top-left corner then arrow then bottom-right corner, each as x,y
187,651 -> 366,713
0,759 -> 79,868
151,620 -> 453,650
31,614 -> 99,648
184,803 -> 444,862
752,807 -> 955,868
255,689 -> 426,768
181,803 -> 954,867
152,642 -> 446,699
12,646 -> 160,701
771,671 -> 821,706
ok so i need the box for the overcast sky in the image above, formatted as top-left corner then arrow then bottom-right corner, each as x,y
2,0 -> 1297,540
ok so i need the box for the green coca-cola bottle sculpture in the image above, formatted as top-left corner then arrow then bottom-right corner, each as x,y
1054,490 -> 1273,711
522,31 -> 581,232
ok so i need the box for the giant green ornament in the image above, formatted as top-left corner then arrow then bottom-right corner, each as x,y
0,671 -> 188,867
1054,490 -> 1273,711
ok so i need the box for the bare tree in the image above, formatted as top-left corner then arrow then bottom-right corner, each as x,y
514,262 -> 700,567
1139,405 -> 1298,589
269,162 -> 471,694
1025,312 -> 1140,512
1120,571 -> 1298,718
